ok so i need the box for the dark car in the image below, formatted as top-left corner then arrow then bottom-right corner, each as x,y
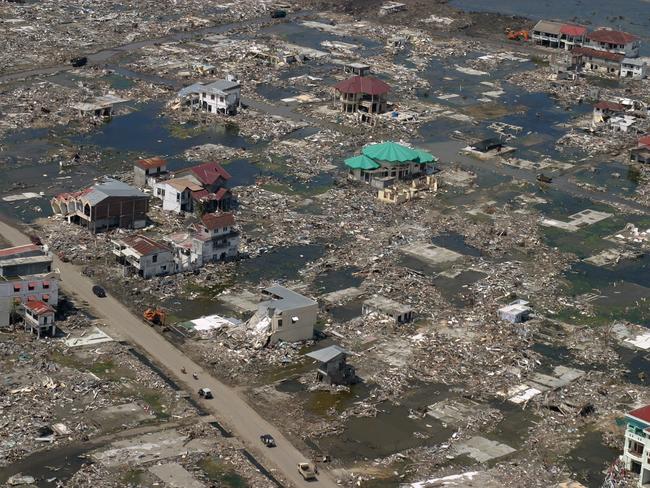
71,56 -> 88,67
270,9 -> 287,18
260,434 -> 276,447
92,285 -> 106,298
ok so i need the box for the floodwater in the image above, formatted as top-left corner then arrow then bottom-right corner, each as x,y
450,0 -> 650,55
566,430 -> 620,488
313,265 -> 363,294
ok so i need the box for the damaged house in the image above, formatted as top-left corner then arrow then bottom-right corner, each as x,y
334,75 -> 390,123
134,157 -> 168,188
306,345 -> 357,386
345,141 -> 437,188
51,178 -> 149,233
531,20 -> 587,50
178,76 -> 241,115
621,405 -> 650,486
112,235 -> 174,278
630,135 -> 650,164
246,285 -> 317,345
0,244 -> 59,332
153,161 -> 233,214
166,212 -> 240,271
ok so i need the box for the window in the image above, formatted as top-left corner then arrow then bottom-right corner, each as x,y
28,284 -> 35,291
43,316 -> 48,324
219,96 -> 224,102
43,282 -> 49,289
145,168 -> 150,175
13,284 -> 21,293
277,319 -> 283,328
211,94 -> 215,100
161,265 -> 166,271
152,254 -> 158,263
176,193 -> 180,202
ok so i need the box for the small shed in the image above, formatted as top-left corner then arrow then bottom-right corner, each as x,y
305,345 -> 356,385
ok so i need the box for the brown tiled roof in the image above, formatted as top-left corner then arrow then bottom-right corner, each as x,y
189,162 -> 231,186
200,212 -> 235,230
572,46 -> 624,62
594,101 -> 626,112
334,76 -> 390,95
120,235 -> 170,255
135,157 -> 166,169
587,29 -> 639,45
24,300 -> 54,315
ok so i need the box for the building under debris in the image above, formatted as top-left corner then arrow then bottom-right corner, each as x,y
621,405 -> 650,486
246,285 -> 317,344
51,178 -> 149,233
0,244 -> 58,330
71,94 -> 129,118
305,344 -> 357,386
497,299 -> 531,324
178,76 -> 241,115
362,295 -> 414,324
112,235 -> 174,279
345,141 -> 437,188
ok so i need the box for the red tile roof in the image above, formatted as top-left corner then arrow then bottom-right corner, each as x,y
334,76 -> 391,95
120,235 -> 170,255
572,46 -> 624,62
594,101 -> 626,112
588,29 -> 639,45
24,300 -> 54,315
201,212 -> 235,230
629,405 -> 650,424
189,162 -> 231,186
638,135 -> 650,148
560,24 -> 587,37
135,157 -> 166,170
0,243 -> 41,258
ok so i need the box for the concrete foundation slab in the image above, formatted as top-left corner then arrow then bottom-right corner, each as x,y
218,290 -> 259,312
64,326 -> 113,347
401,242 -> 463,265
427,398 -> 481,425
149,463 -> 205,488
321,287 -> 363,304
91,402 -> 154,431
453,436 -> 515,462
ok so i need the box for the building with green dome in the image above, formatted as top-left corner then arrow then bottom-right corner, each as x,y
344,141 -> 437,188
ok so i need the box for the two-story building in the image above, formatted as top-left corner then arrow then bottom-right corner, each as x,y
134,157 -> 168,188
51,178 -> 149,233
345,141 -> 437,188
621,405 -> 650,486
22,300 -> 56,338
112,235 -> 175,278
178,76 -> 241,115
165,212 -> 240,271
153,161 -> 233,214
0,244 -> 59,330
531,21 -> 587,50
334,75 -> 390,123
247,285 -> 318,344
586,29 -> 640,58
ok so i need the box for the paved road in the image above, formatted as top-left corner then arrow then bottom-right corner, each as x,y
0,219 -> 337,488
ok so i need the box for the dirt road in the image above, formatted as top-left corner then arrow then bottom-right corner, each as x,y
0,219 -> 337,488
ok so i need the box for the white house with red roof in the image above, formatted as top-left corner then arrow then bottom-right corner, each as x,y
0,244 -> 59,328
165,212 -> 240,271
22,300 -> 56,338
111,234 -> 174,278
153,161 -> 233,214
586,28 -> 640,58
622,405 -> 650,486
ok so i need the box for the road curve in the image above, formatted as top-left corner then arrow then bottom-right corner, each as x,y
0,218 -> 338,488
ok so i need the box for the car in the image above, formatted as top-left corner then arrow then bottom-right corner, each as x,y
536,173 -> 553,184
260,434 -> 276,447
198,388 -> 213,399
270,9 -> 287,18
71,56 -> 88,67
297,462 -> 317,480
92,285 -> 106,298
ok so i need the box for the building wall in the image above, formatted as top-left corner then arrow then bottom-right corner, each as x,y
83,196 -> 148,232
587,40 -> 640,57
138,251 -> 174,278
0,273 -> 59,326
622,419 -> 650,485
198,90 -> 240,114
269,302 -> 317,344
134,165 -> 167,188
155,184 -> 190,213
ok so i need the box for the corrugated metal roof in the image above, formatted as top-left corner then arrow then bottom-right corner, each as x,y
178,79 -> 240,97
344,154 -> 380,170
24,300 -> 54,315
83,178 -> 147,206
0,244 -> 40,258
189,161 -> 231,186
334,75 -> 390,95
306,345 -> 349,363
120,234 -> 171,255
628,405 -> 650,424
532,20 -> 564,35
136,157 -> 166,169
362,141 -> 419,163
261,285 -> 316,311
560,24 -> 587,37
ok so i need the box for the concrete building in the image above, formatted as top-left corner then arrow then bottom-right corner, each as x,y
343,62 -> 370,77
621,58 -> 648,79
166,212 -> 240,271
306,345 -> 357,385
153,162 -> 232,214
247,285 -> 317,344
112,235 -> 174,279
362,295 -> 413,324
22,300 -> 56,338
0,244 -> 58,328
134,157 -> 168,188
572,47 -> 624,76
333,75 -> 390,122
531,21 -> 586,50
497,299 -> 531,324
71,94 -> 128,118
345,141 -> 437,189
621,405 -> 650,486
178,76 -> 241,115
51,178 -> 149,233
585,29 -> 640,58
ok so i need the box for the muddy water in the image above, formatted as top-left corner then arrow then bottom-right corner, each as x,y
566,430 -> 620,488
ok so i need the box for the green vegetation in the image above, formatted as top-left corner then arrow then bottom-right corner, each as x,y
121,468 -> 144,486
199,457 -> 248,488
140,389 -> 170,420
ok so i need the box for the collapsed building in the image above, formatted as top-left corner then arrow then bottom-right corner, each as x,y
112,235 -> 175,279
134,157 -> 168,188
51,178 -> 149,233
0,244 -> 59,335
